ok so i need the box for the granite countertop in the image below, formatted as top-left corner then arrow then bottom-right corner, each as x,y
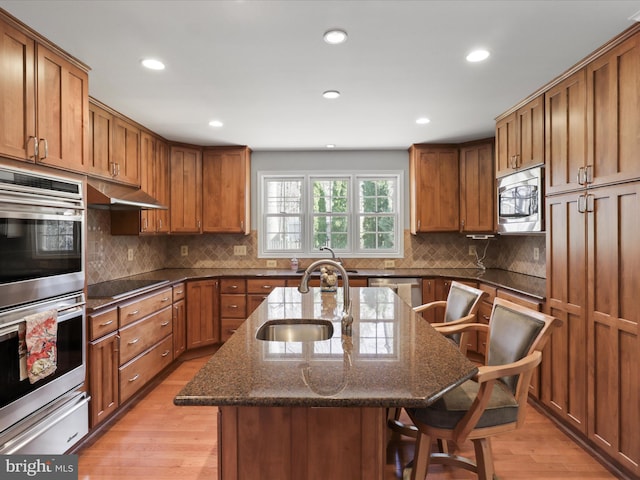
173,287 -> 478,408
87,267 -> 545,311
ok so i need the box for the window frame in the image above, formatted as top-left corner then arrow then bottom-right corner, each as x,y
258,170 -> 403,258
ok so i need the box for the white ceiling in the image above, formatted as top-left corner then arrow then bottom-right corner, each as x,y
1,1 -> 639,151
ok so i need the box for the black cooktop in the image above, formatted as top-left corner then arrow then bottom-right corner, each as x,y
87,279 -> 169,299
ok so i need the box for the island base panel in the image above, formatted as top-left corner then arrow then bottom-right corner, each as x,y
219,406 -> 385,480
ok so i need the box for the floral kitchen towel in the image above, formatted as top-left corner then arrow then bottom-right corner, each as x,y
19,309 -> 58,384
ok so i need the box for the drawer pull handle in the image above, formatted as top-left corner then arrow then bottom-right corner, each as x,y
161,321 -> 170,327
128,310 -> 140,316
128,338 -> 140,345
67,432 -> 79,443
161,350 -> 170,357
262,285 -> 271,289
161,297 -> 170,302
128,374 -> 140,382
99,320 -> 114,326
229,329 -> 237,334
230,285 -> 238,289
229,304 -> 238,308
175,290 -> 183,295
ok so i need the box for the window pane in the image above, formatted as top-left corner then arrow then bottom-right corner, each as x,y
313,215 -> 348,249
265,179 -> 303,214
359,179 -> 395,213
359,216 -> 395,250
313,179 -> 348,213
266,216 -> 302,250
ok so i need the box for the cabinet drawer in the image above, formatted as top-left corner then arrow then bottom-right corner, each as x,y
220,278 -> 247,294
119,335 -> 173,403
118,306 -> 172,364
88,307 -> 118,341
119,287 -> 173,327
478,301 -> 492,324
221,318 -> 244,342
247,278 -> 285,294
220,295 -> 247,318
172,282 -> 186,302
497,290 -> 541,311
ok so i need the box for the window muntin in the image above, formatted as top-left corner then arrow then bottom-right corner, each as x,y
259,171 -> 402,258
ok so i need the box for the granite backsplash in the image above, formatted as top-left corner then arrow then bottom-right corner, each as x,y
87,210 -> 545,285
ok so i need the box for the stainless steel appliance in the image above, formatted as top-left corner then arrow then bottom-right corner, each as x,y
367,278 -> 422,307
0,165 -> 88,454
497,166 -> 544,234
0,166 -> 84,309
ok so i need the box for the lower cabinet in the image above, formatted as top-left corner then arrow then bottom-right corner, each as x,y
87,286 -> 175,428
218,406 -> 385,480
186,279 -> 220,348
172,283 -> 186,358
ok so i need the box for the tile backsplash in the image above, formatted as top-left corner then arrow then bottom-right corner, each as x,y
87,210 -> 546,284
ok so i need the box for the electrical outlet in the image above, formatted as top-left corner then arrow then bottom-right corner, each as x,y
266,260 -> 277,268
127,248 -> 134,261
180,245 -> 188,257
533,247 -> 540,261
384,260 -> 395,269
234,245 -> 247,256
468,245 -> 477,256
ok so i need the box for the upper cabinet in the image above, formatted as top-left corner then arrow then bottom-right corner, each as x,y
409,144 -> 459,233
586,33 -> 640,187
139,132 -> 170,234
545,69 -> 587,195
170,146 -> 202,234
0,15 -> 89,172
495,94 -> 544,178
111,117 -> 141,185
459,139 -> 495,233
202,146 -> 251,234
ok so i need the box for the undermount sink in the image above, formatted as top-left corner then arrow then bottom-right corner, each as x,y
256,319 -> 334,342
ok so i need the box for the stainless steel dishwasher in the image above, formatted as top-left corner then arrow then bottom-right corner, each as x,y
367,278 -> 422,307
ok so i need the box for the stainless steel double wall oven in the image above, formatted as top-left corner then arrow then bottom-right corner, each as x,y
0,165 -> 89,454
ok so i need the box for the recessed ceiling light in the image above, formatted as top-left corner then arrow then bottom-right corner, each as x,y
208,120 -> 223,128
323,29 -> 348,45
326,144 -> 336,149
416,117 -> 431,125
466,49 -> 490,63
322,90 -> 341,99
141,58 -> 165,70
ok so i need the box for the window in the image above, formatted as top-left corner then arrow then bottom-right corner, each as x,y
259,171 -> 402,258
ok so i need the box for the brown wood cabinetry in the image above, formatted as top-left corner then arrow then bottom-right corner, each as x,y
139,133 -> 170,234
459,139 -> 495,233
409,144 -> 459,233
87,102 -> 113,178
170,146 -> 202,233
111,117 -> 140,185
220,278 -> 247,342
495,94 -> 544,178
202,147 -> 251,234
218,406 -> 385,480
172,283 -> 186,359
186,279 -> 220,348
0,15 -> 89,172
88,286 -> 174,427
247,278 -> 286,316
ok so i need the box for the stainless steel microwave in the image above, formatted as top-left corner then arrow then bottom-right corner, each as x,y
497,167 -> 544,234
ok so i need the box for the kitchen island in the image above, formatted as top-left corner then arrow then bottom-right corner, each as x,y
174,287 -> 477,480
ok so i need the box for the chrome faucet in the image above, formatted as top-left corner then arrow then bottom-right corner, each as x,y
320,245 -> 336,260
298,259 -> 352,333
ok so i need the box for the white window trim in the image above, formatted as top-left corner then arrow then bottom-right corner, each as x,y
258,170 -> 403,258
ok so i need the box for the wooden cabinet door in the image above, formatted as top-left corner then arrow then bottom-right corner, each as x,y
35,44 -> 89,173
495,113 -> 517,178
186,280 -> 219,348
139,132 -> 155,233
202,147 -> 250,234
173,298 -> 186,359
170,146 -> 202,233
515,95 -> 545,171
0,21 -> 36,161
543,191 -> 588,432
586,34 -> 640,187
112,117 -> 140,185
459,139 -> 495,233
87,101 -> 113,178
89,332 -> 120,428
154,139 -> 171,233
409,145 -> 459,233
545,69 -> 587,195
586,182 -> 640,474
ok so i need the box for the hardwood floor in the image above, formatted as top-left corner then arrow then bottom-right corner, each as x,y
77,355 -> 617,480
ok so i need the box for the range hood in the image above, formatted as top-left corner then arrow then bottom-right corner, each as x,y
86,179 -> 167,210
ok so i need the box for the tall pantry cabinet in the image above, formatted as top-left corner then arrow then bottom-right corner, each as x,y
543,29 -> 640,477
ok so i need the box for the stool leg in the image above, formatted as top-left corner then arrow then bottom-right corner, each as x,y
473,437 -> 495,480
